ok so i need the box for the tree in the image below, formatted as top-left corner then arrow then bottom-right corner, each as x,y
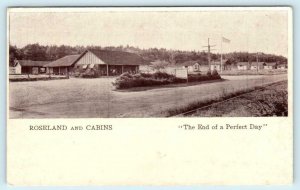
9,45 -> 23,65
151,60 -> 170,71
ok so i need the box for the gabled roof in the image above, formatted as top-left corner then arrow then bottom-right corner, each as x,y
17,60 -> 50,67
87,49 -> 149,65
9,60 -> 20,67
45,54 -> 81,67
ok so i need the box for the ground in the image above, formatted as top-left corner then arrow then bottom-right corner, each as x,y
9,74 -> 287,118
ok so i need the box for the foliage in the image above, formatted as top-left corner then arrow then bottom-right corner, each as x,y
211,69 -> 219,76
9,43 -> 288,67
188,73 -> 221,82
112,72 -> 221,89
151,60 -> 170,71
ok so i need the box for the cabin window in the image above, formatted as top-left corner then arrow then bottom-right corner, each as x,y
194,64 -> 199,71
40,68 -> 46,73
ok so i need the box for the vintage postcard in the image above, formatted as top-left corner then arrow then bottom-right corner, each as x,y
7,7 -> 293,186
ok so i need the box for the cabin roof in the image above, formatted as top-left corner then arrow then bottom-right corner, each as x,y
87,49 -> 149,65
45,55 -> 81,67
17,60 -> 50,67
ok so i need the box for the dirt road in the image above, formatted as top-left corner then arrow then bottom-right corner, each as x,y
9,74 -> 287,118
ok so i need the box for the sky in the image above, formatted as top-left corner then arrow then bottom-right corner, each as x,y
9,8 -> 289,57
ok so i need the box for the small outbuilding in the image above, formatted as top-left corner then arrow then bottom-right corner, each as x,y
210,60 -> 230,71
250,62 -> 266,70
237,62 -> 250,70
9,60 -> 22,74
264,62 -> 277,70
277,63 -> 287,69
11,60 -> 50,74
179,61 -> 201,73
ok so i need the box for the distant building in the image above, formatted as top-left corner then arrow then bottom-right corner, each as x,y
277,63 -> 287,69
178,61 -> 201,73
161,61 -> 209,75
250,62 -> 266,70
237,62 -> 250,70
210,60 -> 231,71
10,60 -> 50,74
9,60 -> 21,74
264,62 -> 277,70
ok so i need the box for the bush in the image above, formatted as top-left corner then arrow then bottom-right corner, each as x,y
152,72 -> 174,79
187,72 -> 221,82
113,71 -> 222,89
211,69 -> 219,77
206,70 -> 212,76
81,68 -> 100,78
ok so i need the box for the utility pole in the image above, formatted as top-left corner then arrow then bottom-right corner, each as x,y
203,38 -> 216,74
220,39 -> 223,73
256,52 -> 262,73
256,52 -> 259,73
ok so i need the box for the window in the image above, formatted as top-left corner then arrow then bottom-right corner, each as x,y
194,64 -> 199,71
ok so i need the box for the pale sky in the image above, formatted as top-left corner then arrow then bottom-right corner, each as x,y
9,9 -> 289,57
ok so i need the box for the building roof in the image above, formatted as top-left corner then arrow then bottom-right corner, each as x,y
265,62 -> 277,66
17,60 -> 50,67
45,54 -> 81,67
251,62 -> 265,67
211,59 -> 228,65
278,63 -> 287,67
177,60 -> 199,67
9,60 -> 19,67
237,62 -> 250,66
88,49 -> 149,66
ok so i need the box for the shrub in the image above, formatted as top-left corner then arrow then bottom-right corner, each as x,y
81,68 -> 100,78
152,72 -> 174,79
113,71 -> 222,89
206,70 -> 212,76
211,69 -> 219,77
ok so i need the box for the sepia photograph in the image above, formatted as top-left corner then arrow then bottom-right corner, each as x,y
6,7 -> 293,186
8,8 -> 289,118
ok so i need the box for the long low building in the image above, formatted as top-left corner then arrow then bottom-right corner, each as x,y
45,49 -> 149,76
9,60 -> 50,74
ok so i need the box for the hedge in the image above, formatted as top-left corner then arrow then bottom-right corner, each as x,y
113,70 -> 221,89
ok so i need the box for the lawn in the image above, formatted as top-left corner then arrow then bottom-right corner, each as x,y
220,69 -> 287,75
185,81 -> 288,117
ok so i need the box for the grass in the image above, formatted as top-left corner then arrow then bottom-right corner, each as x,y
220,69 -> 287,76
165,81 -> 288,117
9,74 -> 68,82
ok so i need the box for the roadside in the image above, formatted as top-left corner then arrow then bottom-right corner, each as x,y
220,69 -> 287,75
178,81 -> 288,117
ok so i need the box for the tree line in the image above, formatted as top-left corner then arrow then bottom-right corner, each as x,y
9,43 -> 287,65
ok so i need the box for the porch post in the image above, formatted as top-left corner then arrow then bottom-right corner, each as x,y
106,64 -> 109,76
122,65 -> 124,74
